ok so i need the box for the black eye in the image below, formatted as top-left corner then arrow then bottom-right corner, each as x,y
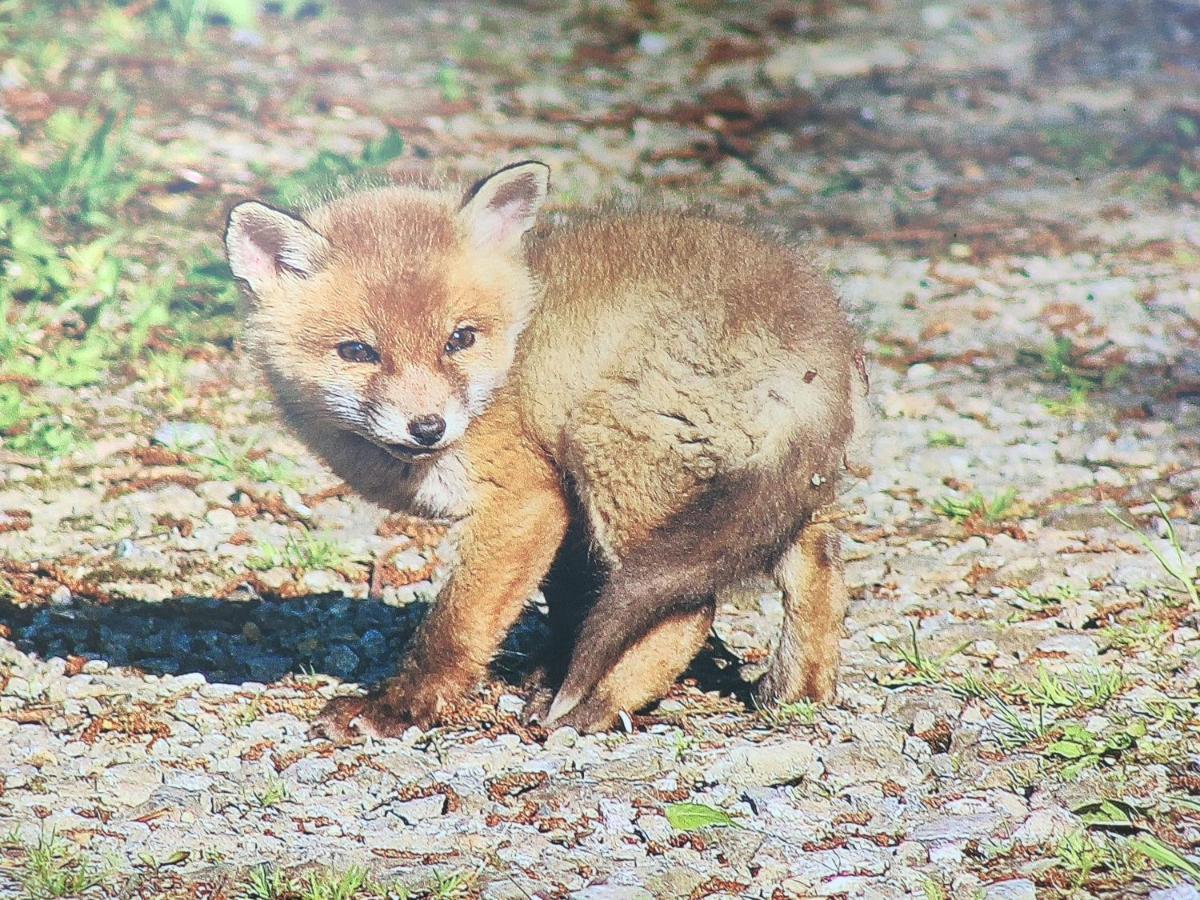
444,327 -> 477,355
337,341 -> 380,363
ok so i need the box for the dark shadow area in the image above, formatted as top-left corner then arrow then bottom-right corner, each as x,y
0,593 -> 498,687
0,591 -> 752,703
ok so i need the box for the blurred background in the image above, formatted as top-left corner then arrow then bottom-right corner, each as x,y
0,0 -> 1197,465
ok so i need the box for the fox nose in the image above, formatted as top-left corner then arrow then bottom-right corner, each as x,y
408,414 -> 446,446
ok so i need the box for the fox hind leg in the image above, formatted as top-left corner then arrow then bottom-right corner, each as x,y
544,599 -> 716,732
755,520 -> 848,706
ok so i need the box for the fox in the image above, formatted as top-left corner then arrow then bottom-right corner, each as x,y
223,161 -> 869,736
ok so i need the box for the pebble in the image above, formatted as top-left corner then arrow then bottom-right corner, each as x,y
984,880 -> 1038,900
703,739 -> 820,788
152,421 -> 216,450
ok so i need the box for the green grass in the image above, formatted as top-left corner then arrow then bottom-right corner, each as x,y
1044,720 -> 1147,778
240,863 -> 473,900
436,64 -> 466,102
195,439 -> 304,487
1100,618 -> 1170,651
1,108 -> 138,227
1108,497 -> 1199,607
878,627 -> 1145,751
758,698 -> 818,726
1009,665 -> 1125,710
4,831 -> 114,899
0,118 -> 185,458
246,528 -> 353,573
1049,827 -> 1200,893
1006,583 -> 1077,621
150,0 -> 328,43
927,430 -> 965,448
933,487 -> 1018,523
245,865 -> 289,900
1019,335 -> 1126,417
0,39 -> 251,459
252,777 -> 290,809
1039,124 -> 1116,172
427,871 -> 475,900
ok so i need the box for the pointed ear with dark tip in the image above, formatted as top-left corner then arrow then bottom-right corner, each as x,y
459,161 -> 550,251
224,201 -> 331,297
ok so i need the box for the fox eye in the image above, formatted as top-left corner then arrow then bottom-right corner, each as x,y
336,341 -> 380,364
444,327 -> 477,355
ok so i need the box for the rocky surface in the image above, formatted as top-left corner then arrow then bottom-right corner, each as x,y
1,0 -> 1199,897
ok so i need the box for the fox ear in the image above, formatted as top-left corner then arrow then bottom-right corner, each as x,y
459,161 -> 550,251
225,201 -> 331,296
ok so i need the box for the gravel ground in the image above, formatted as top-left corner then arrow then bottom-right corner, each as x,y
1,0 -> 1199,897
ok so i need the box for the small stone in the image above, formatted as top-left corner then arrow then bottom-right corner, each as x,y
545,726 -> 578,749
894,841 -> 927,865
152,421 -> 216,450
1035,634 -> 1097,658
704,739 -> 820,788
304,570 -> 338,593
912,812 -> 1005,843
984,879 -> 1037,900
196,481 -> 237,505
497,694 -> 525,715
929,844 -> 963,865
237,652 -> 291,683
637,32 -> 669,55
904,735 -> 932,762
1013,806 -> 1076,844
287,756 -> 338,784
907,362 -> 936,384
280,486 -> 312,517
322,644 -> 360,679
1150,886 -> 1200,900
389,793 -> 447,822
206,508 -> 238,529
911,709 -> 937,734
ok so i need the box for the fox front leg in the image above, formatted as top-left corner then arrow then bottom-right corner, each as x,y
315,458 -> 569,741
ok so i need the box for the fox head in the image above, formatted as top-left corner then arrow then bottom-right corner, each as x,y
224,162 -> 549,463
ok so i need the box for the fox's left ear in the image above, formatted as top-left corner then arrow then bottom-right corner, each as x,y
459,161 -> 550,252
225,201 -> 331,298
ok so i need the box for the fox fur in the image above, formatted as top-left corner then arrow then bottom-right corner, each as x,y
225,161 -> 869,735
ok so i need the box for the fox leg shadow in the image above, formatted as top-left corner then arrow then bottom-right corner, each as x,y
521,519 -> 599,719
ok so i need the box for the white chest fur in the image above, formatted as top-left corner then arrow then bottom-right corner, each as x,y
410,450 -> 474,519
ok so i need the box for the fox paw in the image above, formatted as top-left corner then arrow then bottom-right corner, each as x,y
311,671 -> 464,742
537,688 -> 629,734
753,660 -> 837,708
520,685 -> 556,725
518,665 -> 558,725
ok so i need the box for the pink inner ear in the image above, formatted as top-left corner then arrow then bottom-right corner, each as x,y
483,198 -> 531,245
233,232 -> 279,286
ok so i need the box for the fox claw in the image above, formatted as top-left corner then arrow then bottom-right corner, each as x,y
312,669 -> 464,742
312,695 -> 413,742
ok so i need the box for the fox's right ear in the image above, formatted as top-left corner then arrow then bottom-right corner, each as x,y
459,161 -> 550,252
224,201 -> 331,297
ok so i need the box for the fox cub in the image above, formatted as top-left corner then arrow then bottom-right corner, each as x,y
224,162 -> 868,736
